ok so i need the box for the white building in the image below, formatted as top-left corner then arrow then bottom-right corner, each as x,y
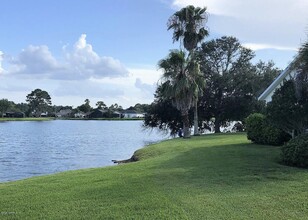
122,110 -> 145,118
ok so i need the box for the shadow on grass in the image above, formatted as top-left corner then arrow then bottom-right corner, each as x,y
148,143 -> 308,190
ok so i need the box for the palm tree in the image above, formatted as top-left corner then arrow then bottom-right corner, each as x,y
167,5 -> 209,135
159,50 -> 204,138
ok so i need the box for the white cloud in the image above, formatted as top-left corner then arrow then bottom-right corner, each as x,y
53,81 -> 124,98
64,34 -> 129,79
171,0 -> 308,51
5,34 -> 129,80
0,51 -> 3,74
135,78 -> 156,96
243,43 -> 298,51
8,45 -> 60,76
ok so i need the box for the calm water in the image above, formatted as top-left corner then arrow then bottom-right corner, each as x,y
0,120 -> 168,182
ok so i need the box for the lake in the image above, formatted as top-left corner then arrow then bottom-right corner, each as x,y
0,120 -> 169,182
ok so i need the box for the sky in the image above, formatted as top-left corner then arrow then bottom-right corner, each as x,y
0,0 -> 307,108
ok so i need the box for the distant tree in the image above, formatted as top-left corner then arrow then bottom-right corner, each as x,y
133,103 -> 150,113
96,101 -> 107,110
26,89 -> 52,117
0,99 -> 11,117
14,102 -> 30,116
77,99 -> 92,113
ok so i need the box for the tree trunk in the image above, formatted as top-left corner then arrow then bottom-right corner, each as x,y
182,114 -> 191,138
214,118 -> 221,133
193,100 -> 199,135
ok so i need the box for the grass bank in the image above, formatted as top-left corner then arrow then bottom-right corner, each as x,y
0,117 -> 54,122
1,133 -> 308,219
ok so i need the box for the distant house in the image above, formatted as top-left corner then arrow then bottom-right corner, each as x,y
88,109 -> 108,118
40,112 -> 48,117
258,58 -> 298,103
111,111 -> 121,118
56,109 -> 72,118
88,109 -> 122,119
5,112 -> 25,118
122,110 -> 145,118
74,112 -> 86,118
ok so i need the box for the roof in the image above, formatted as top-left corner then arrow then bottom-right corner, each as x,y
258,57 -> 298,102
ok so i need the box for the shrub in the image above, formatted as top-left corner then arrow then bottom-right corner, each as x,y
245,113 -> 290,146
281,134 -> 308,168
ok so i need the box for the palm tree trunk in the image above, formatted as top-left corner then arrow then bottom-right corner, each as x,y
193,99 -> 199,135
182,114 -> 191,138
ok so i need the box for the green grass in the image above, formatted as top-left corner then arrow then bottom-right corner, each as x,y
0,117 -> 54,121
1,133 -> 308,219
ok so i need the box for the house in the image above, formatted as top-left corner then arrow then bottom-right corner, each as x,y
56,109 -> 72,118
122,110 -> 145,118
4,112 -> 25,118
88,109 -> 108,118
88,109 -> 122,119
74,112 -> 86,118
258,58 -> 298,103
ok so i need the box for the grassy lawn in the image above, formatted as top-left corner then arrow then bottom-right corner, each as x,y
0,133 -> 307,219
0,117 -> 54,121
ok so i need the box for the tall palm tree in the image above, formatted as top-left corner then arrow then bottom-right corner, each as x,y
159,50 -> 204,138
167,5 -> 209,135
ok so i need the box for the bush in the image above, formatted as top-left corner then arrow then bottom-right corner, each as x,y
245,113 -> 290,146
281,134 -> 308,168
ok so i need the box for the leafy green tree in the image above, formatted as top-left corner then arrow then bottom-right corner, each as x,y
78,99 -> 92,113
167,5 -> 209,135
267,38 -> 308,138
267,80 -> 307,137
14,102 -> 29,115
26,89 -> 52,117
197,36 -> 256,132
0,99 -> 11,117
252,61 -> 282,97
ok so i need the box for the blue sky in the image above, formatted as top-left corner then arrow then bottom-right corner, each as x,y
0,0 -> 307,108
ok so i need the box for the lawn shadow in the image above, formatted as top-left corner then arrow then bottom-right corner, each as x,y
149,142 -> 308,190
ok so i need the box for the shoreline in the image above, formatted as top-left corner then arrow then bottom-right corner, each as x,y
0,117 -> 143,122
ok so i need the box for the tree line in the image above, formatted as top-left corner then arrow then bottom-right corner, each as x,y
0,89 -> 149,118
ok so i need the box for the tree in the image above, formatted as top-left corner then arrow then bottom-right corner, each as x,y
144,97 -> 185,136
96,101 -> 107,110
267,80 -> 307,137
0,99 -> 11,117
197,36 -> 256,132
158,50 -> 204,138
168,5 -> 208,53
77,99 -> 92,113
252,61 -> 282,97
267,39 -> 308,137
26,89 -> 52,117
167,5 -> 209,135
14,102 -> 30,116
